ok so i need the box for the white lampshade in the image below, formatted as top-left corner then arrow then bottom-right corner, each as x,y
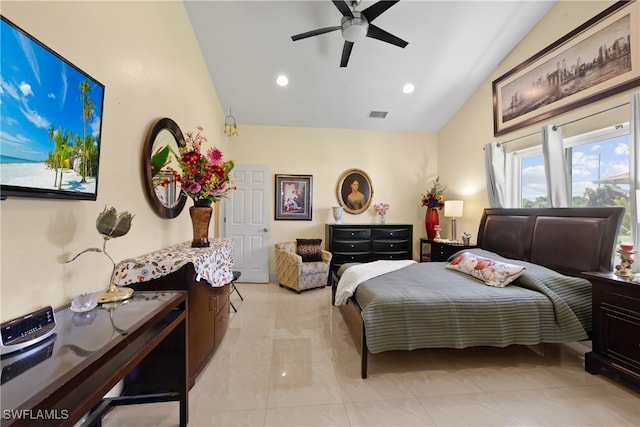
444,200 -> 463,218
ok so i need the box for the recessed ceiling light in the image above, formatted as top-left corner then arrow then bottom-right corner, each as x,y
276,75 -> 289,87
403,83 -> 415,94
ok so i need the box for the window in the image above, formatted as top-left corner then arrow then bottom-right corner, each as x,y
507,146 -> 546,208
508,123 -> 630,238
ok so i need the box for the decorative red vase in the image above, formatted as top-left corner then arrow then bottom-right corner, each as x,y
425,208 -> 439,240
190,205 -> 212,247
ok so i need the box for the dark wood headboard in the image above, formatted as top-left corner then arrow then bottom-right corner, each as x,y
477,208 -> 624,275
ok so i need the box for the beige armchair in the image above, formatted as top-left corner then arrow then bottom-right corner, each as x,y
275,241 -> 332,293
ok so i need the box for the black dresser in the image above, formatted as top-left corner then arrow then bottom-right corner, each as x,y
325,224 -> 413,279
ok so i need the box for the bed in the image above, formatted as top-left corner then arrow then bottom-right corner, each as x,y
333,207 -> 624,378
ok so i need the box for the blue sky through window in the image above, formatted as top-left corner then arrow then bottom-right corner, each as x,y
521,135 -> 629,204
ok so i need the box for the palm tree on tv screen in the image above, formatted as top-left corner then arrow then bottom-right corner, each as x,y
79,79 -> 95,184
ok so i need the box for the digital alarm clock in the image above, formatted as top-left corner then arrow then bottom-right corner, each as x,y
1,306 -> 56,355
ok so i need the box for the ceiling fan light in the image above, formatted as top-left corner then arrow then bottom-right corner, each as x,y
341,13 -> 368,42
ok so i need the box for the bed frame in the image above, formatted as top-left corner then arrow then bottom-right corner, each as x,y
336,207 -> 624,378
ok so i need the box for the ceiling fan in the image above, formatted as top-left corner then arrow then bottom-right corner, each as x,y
291,0 -> 408,68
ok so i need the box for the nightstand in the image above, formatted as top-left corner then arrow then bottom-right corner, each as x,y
582,271 -> 640,388
419,238 -> 476,262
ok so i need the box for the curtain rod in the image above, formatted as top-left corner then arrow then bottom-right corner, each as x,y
497,101 -> 630,147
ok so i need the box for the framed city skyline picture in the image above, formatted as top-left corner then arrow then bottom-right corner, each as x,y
492,1 -> 639,136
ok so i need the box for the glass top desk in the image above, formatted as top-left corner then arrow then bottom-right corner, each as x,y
1,291 -> 187,427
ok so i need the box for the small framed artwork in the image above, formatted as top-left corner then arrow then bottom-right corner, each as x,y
492,1 -> 640,136
337,168 -> 373,214
275,174 -> 313,220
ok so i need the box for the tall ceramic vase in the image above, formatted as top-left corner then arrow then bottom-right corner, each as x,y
190,200 -> 212,248
425,208 -> 439,240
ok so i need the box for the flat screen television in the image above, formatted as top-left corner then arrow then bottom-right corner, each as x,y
0,16 -> 105,201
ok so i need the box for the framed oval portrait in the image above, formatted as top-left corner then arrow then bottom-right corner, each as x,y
337,168 -> 373,214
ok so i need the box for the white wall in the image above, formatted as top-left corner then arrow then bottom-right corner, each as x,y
1,1 -> 228,321
226,125 -> 438,272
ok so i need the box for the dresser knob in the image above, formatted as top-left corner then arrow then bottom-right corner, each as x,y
351,244 -> 354,248
390,244 -> 394,247
351,232 -> 355,236
390,232 -> 394,236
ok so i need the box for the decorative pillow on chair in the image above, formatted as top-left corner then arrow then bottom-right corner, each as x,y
446,251 -> 526,287
296,238 -> 323,262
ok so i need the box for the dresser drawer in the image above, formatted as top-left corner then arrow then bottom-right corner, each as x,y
333,228 -> 371,240
600,303 -> 640,368
584,272 -> 640,388
333,240 -> 370,252
333,252 -> 371,264
372,227 -> 410,239
373,251 -> 411,261
372,240 -> 409,252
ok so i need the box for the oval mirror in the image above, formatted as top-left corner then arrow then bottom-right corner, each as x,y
142,118 -> 187,218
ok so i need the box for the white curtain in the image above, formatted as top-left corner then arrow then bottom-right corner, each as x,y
629,93 -> 640,268
484,142 -> 506,208
542,124 -> 570,207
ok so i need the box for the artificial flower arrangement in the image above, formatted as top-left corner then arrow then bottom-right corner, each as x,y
373,203 -> 389,216
421,177 -> 446,209
173,126 -> 235,205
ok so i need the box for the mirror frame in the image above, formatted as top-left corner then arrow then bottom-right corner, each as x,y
142,117 -> 187,218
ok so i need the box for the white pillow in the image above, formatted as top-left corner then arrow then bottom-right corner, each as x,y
446,252 -> 526,287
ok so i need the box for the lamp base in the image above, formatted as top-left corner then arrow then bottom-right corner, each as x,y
451,218 -> 457,242
95,284 -> 133,304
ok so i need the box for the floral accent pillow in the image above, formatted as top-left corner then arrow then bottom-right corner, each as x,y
296,238 -> 323,262
446,252 -> 526,287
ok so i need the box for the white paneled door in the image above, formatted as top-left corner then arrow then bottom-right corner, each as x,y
222,164 -> 270,282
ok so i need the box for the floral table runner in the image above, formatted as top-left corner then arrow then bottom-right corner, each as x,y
112,238 -> 234,287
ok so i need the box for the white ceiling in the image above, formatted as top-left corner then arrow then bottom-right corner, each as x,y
184,1 -> 555,132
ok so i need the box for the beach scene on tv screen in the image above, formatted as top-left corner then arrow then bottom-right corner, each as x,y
0,18 -> 104,196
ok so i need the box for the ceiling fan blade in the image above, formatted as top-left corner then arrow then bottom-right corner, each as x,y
291,26 -> 341,41
361,0 -> 400,22
366,24 -> 408,48
332,0 -> 354,18
340,41 -> 354,67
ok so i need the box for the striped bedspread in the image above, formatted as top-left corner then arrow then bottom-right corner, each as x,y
334,260 -> 417,305
352,249 -> 591,354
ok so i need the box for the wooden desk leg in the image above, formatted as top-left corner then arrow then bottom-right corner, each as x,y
178,314 -> 188,426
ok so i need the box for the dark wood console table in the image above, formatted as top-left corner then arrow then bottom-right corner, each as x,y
114,240 -> 234,389
0,291 -> 187,427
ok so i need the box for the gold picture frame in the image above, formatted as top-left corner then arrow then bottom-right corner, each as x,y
337,169 -> 373,215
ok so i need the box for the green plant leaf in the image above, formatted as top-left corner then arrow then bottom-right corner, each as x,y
151,145 -> 171,177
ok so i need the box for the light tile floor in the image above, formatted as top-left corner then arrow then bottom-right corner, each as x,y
104,282 -> 640,426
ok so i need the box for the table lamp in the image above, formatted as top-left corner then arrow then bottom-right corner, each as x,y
444,200 -> 463,241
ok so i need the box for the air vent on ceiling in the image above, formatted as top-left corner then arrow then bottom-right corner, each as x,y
369,111 -> 388,119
